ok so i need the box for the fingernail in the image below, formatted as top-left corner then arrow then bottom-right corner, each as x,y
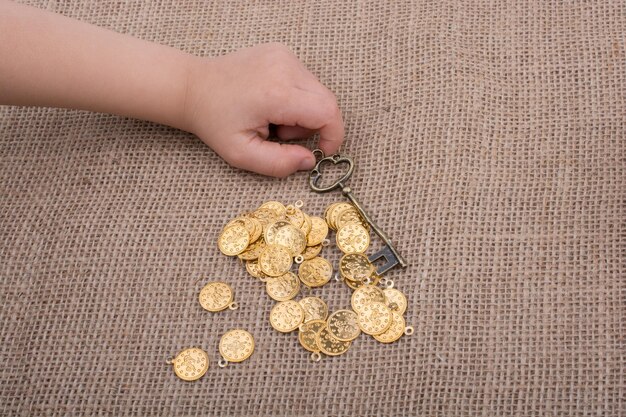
298,156 -> 315,171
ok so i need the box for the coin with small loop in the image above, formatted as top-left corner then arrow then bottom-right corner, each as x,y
373,311 -> 407,343
336,223 -> 370,254
301,243 -> 322,260
269,300 -> 305,333
357,301 -> 393,335
327,310 -> 361,342
218,223 -> 250,256
259,201 -> 287,218
170,347 -> 210,381
285,205 -> 305,228
316,326 -> 351,356
264,220 -> 307,256
219,329 -> 255,364
299,297 -> 329,322
298,257 -> 333,288
295,200 -> 304,208
199,282 -> 237,312
351,284 -> 386,313
307,216 -> 329,246
298,319 -> 326,353
339,253 -> 374,282
345,272 -> 381,290
383,288 -> 407,315
258,245 -> 293,277
266,272 -> 300,301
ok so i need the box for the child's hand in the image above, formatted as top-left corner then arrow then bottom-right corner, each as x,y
183,43 -> 344,177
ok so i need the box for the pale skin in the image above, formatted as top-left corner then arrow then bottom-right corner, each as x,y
0,1 -> 344,177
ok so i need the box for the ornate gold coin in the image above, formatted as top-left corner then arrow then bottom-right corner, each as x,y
325,202 -> 354,230
298,257 -> 333,287
351,284 -> 386,313
299,212 -> 312,236
336,223 -> 370,254
335,206 -> 368,231
339,253 -> 374,282
245,259 -> 270,280
316,326 -> 351,356
238,237 -> 266,261
266,272 -> 300,301
259,201 -> 287,218
357,301 -> 393,335
249,207 -> 280,228
327,309 -> 361,342
258,245 -> 293,277
264,220 -> 306,256
384,288 -> 408,315
299,296 -> 329,322
218,223 -> 250,256
373,311 -> 406,343
301,243 -> 322,260
285,205 -> 305,228
219,329 -> 255,364
307,216 -> 329,246
298,319 -> 326,353
171,347 -> 209,381
199,281 -> 236,312
269,300 -> 305,333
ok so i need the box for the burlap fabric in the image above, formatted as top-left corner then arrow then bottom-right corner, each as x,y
1,0 -> 624,415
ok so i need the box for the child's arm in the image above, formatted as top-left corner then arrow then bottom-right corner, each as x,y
0,1 -> 343,177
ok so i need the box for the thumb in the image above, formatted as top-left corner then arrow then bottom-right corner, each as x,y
231,137 -> 315,178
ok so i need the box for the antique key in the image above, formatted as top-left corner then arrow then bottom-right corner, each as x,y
308,149 -> 407,275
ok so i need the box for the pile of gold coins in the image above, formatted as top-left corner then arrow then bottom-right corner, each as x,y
217,200 -> 412,361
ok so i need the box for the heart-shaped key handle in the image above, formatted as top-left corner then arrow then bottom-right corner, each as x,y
309,150 -> 355,193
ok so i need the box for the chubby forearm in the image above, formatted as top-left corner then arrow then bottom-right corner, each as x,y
0,0 -> 193,129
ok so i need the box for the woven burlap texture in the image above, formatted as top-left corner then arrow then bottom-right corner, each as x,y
1,0 -> 624,416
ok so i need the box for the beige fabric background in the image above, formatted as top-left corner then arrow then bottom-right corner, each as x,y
1,0 -> 624,415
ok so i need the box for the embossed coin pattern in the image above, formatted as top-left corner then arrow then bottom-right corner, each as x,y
258,244 -> 293,277
357,301 -> 393,335
351,284 -> 386,313
269,300 -> 305,333
218,223 -> 250,256
383,288 -> 408,315
339,253 -> 374,282
327,310 -> 361,342
172,348 -> 210,381
266,272 -> 300,301
373,311 -> 406,343
307,216 -> 329,246
219,329 -> 255,363
298,319 -> 326,352
316,326 -> 351,356
336,222 -> 370,254
198,281 -> 234,312
298,257 -> 333,287
299,297 -> 329,322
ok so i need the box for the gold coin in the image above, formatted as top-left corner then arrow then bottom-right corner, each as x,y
269,300 -> 305,332
226,217 -> 263,244
238,237 -> 266,261
298,319 -> 326,352
285,205 -> 305,228
249,207 -> 280,228
336,223 -> 370,254
327,309 -> 361,342
298,257 -> 333,287
299,212 -> 312,237
198,281 -> 234,312
316,325 -> 351,356
374,311 -> 406,343
219,329 -> 255,363
357,301 -> 393,335
345,273 -> 381,290
245,259 -> 270,280
264,220 -> 306,256
335,206 -> 368,231
307,216 -> 329,246
351,284 -> 386,313
325,202 -> 353,230
259,201 -> 287,218
258,245 -> 293,277
339,253 -> 374,282
266,272 -> 300,301
384,288 -> 408,315
301,243 -> 322,260
171,347 -> 209,381
299,296 -> 329,322
217,223 -> 250,256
